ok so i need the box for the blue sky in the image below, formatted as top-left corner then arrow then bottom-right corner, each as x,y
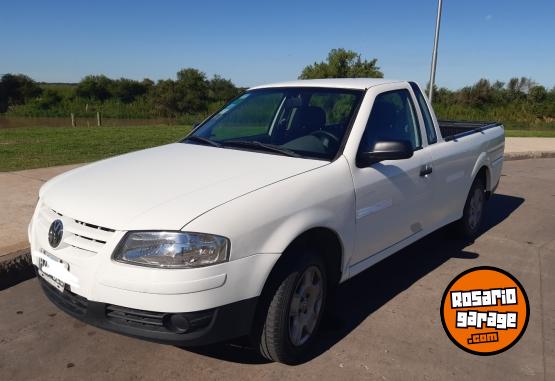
2,0 -> 554,90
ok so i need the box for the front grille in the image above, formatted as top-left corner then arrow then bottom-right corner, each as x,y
38,277 -> 88,316
106,305 -> 167,332
37,204 -> 116,253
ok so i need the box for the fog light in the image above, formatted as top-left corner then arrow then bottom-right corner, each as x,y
164,313 -> 190,333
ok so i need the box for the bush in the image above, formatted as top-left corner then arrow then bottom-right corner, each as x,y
75,75 -> 113,101
0,74 -> 43,112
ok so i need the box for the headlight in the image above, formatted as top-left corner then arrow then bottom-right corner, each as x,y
113,231 -> 229,268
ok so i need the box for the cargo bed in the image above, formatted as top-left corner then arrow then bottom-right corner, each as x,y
439,120 -> 502,141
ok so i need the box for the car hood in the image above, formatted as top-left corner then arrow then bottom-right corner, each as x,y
40,143 -> 327,230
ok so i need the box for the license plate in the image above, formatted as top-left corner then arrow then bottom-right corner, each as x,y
38,250 -> 69,292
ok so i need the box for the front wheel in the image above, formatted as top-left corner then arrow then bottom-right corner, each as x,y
455,177 -> 486,239
256,253 -> 327,364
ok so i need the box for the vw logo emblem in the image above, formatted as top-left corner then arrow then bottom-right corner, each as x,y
48,219 -> 64,248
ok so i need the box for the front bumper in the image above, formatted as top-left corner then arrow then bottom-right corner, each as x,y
37,272 -> 258,346
30,201 -> 279,345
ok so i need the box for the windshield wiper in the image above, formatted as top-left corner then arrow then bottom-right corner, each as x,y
222,140 -> 301,158
184,135 -> 222,147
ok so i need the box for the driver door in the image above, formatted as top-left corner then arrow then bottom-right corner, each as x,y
349,88 -> 433,267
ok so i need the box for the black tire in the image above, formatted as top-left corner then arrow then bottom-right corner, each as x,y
256,251 -> 327,364
455,177 -> 486,239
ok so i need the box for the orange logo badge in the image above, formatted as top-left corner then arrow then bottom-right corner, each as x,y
440,266 -> 529,355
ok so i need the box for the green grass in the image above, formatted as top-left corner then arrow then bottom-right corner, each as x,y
0,125 -> 191,172
504,129 -> 555,137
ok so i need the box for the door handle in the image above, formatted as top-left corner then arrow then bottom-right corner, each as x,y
420,164 -> 433,177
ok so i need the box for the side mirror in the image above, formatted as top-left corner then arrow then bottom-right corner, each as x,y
356,140 -> 414,167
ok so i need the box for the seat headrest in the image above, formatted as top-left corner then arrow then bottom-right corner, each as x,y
292,106 -> 326,131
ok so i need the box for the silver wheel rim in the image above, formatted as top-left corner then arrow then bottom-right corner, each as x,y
468,187 -> 484,230
288,265 -> 324,347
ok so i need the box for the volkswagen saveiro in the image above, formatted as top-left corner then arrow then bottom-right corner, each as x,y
29,78 -> 504,364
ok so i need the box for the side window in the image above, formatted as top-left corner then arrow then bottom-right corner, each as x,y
359,89 -> 422,152
410,82 -> 437,144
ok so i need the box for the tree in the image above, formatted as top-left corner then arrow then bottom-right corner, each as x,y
433,86 -> 454,104
0,82 -> 5,112
111,78 -> 148,103
507,77 -> 535,94
507,77 -> 520,93
37,89 -> 62,109
299,48 -> 383,79
75,75 -> 113,101
209,75 -> 240,102
151,79 -> 180,116
0,74 -> 42,112
518,77 -> 536,93
175,68 -> 210,113
492,80 -> 505,90
141,78 -> 155,90
456,86 -> 473,105
528,85 -> 547,103
471,79 -> 495,106
454,79 -> 499,107
150,69 -> 211,116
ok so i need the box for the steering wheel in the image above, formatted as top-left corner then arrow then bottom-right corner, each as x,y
309,130 -> 340,149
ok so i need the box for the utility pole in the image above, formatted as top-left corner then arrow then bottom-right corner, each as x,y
428,0 -> 443,102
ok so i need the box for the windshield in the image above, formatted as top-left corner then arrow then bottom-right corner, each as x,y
183,87 -> 363,160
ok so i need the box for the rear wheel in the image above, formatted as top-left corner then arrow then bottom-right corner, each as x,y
455,177 -> 486,239
256,251 -> 327,364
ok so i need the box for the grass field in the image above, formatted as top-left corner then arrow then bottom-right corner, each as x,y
0,125 -> 191,171
1,125 -> 554,172
504,129 -> 555,137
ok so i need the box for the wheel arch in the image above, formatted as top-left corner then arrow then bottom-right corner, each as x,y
250,226 -> 344,343
255,226 -> 344,316
289,227 -> 343,287
470,153 -> 492,191
265,227 -> 344,292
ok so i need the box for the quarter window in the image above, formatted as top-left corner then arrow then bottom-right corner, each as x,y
410,82 -> 437,144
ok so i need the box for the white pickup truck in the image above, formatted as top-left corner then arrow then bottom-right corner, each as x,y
29,78 -> 504,364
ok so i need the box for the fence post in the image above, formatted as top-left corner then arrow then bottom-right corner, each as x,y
97,111 -> 102,126
70,113 -> 76,127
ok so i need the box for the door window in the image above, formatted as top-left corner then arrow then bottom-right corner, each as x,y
359,89 -> 422,153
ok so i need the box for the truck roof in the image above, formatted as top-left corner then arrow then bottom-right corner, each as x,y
249,78 -> 403,91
